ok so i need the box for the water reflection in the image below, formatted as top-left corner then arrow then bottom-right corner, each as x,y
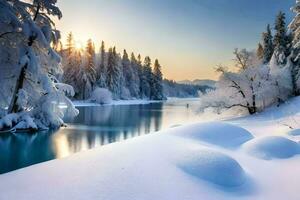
0,100 -> 200,174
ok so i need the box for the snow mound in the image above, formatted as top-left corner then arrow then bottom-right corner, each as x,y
243,136 -> 300,160
288,129 -> 300,136
177,122 -> 253,148
178,148 -> 246,187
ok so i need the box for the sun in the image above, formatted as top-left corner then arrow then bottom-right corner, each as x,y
74,40 -> 84,50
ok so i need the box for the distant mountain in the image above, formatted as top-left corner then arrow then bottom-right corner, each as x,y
178,79 -> 216,88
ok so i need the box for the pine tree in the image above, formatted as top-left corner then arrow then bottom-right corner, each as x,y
262,24 -> 274,64
97,41 -> 107,88
289,0 -> 300,94
151,59 -> 164,100
83,39 -> 96,98
141,56 -> 152,99
130,52 -> 141,98
256,43 -> 264,60
273,11 -> 290,65
106,47 -> 120,98
65,32 -> 75,62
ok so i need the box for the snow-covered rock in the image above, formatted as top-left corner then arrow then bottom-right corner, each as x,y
177,148 -> 247,187
243,136 -> 300,160
175,122 -> 253,148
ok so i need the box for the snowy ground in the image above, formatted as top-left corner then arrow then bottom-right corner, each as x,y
1,98 -> 300,200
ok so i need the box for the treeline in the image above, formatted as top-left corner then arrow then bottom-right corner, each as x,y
58,33 -> 164,100
200,7 -> 300,115
163,79 -> 211,98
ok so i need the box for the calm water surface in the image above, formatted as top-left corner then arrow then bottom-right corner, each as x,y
0,99 -> 200,174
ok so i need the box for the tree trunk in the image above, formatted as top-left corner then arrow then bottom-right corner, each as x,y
8,62 -> 28,113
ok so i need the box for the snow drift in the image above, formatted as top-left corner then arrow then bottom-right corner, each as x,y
177,148 -> 247,187
175,122 -> 253,148
288,129 -> 300,136
243,136 -> 300,160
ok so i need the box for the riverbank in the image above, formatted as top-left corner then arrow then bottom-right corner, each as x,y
0,97 -> 300,200
72,97 -> 200,107
72,99 -> 162,107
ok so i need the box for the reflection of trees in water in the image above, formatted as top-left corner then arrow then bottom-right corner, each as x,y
64,103 -> 163,153
0,103 -> 163,174
0,132 -> 56,174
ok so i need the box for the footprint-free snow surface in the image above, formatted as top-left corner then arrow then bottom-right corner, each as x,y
1,97 -> 300,200
243,136 -> 300,160
177,148 -> 246,187
174,122 -> 253,148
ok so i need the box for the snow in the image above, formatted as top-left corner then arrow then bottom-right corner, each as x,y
2,98 -> 300,199
177,148 -> 247,187
243,136 -> 300,160
288,129 -> 300,136
89,87 -> 112,104
174,122 -> 253,148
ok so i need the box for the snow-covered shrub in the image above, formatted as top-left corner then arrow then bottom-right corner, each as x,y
90,87 -> 112,104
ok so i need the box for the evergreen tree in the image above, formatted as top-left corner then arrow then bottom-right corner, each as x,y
122,49 -> 132,90
289,0 -> 300,94
151,59 -> 164,100
273,11 -> 290,65
97,41 -> 107,88
141,56 -> 152,98
106,47 -> 120,98
130,52 -> 141,98
83,39 -> 96,99
65,32 -> 75,62
256,43 -> 264,60
262,24 -> 274,64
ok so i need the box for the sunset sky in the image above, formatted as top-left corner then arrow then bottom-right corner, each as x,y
56,0 -> 294,81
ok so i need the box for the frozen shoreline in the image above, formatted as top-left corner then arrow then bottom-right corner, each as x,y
72,99 -> 162,107
72,97 -> 199,107
1,97 -> 300,200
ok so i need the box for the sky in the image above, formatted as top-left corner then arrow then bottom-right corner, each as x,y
55,0 -> 295,81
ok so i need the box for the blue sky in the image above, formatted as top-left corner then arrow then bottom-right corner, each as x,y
56,0 -> 295,80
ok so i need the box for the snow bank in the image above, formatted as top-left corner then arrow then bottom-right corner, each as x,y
243,136 -> 300,160
177,148 -> 246,187
288,129 -> 300,136
175,122 -> 253,148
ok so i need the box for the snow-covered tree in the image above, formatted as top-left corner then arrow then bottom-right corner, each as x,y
140,56 -> 152,99
129,52 -> 141,98
106,47 -> 120,99
65,32 -> 74,62
85,39 -> 97,91
121,49 -> 133,97
262,24 -> 274,64
257,43 -> 264,60
289,0 -> 300,94
97,41 -> 107,88
151,59 -> 164,100
273,11 -> 290,65
199,49 -> 292,115
0,0 -> 78,130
